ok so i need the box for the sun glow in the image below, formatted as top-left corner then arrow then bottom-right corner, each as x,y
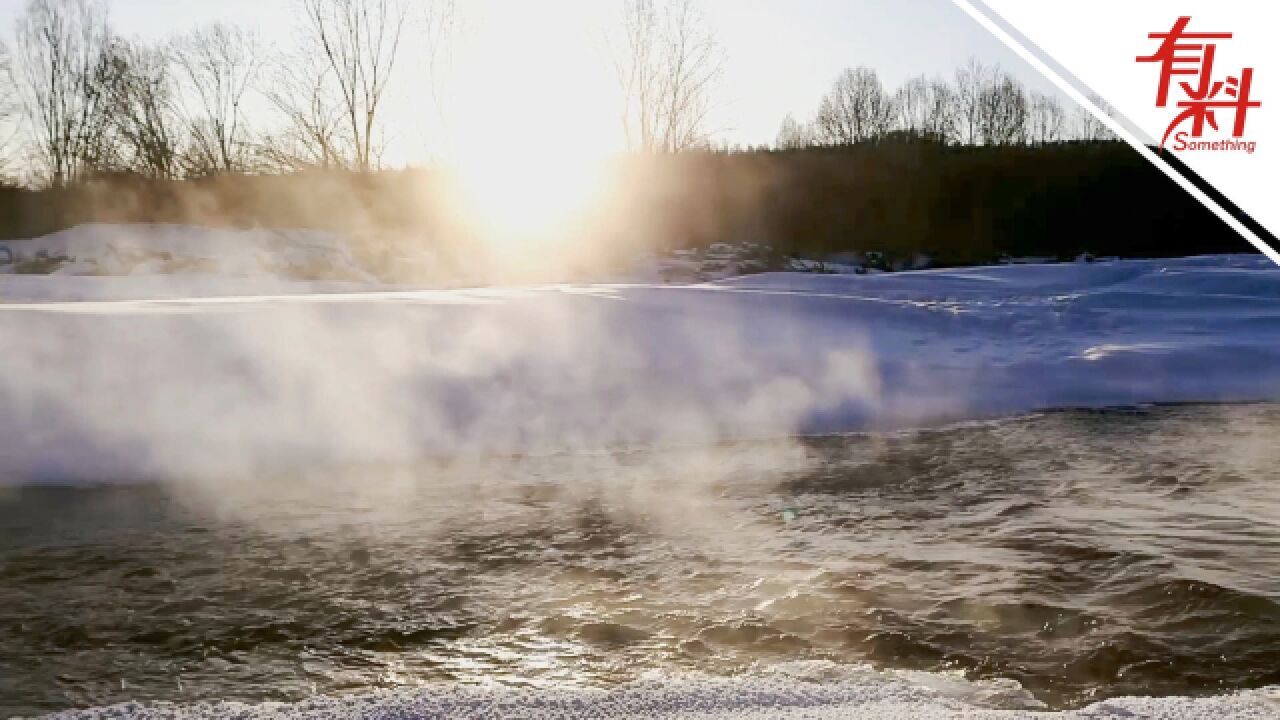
451,146 -> 610,251
442,2 -> 622,256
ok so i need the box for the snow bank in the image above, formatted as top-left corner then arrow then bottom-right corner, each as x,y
42,672 -> 1280,719
0,223 -> 376,282
1,252 -> 1279,483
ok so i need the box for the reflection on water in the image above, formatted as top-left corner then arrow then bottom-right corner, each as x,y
1,404 -> 1278,716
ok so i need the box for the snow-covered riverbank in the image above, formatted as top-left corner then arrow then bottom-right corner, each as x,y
4,227 -> 1280,718
2,237 -> 1278,483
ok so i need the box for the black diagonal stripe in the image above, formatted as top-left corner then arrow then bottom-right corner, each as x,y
1154,148 -> 1279,255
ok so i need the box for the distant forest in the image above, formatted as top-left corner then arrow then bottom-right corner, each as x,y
0,0 -> 1257,270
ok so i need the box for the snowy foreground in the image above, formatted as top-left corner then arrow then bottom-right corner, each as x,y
44,672 -> 1280,719
1,230 -> 1280,482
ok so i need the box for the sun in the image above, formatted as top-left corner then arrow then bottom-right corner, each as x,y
439,1 -> 622,256
451,144 -> 609,252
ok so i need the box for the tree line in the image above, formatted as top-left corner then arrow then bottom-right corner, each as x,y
0,0 -> 738,186
0,0 -> 1249,269
775,59 -> 1115,151
0,0 -> 441,185
0,0 -> 1126,188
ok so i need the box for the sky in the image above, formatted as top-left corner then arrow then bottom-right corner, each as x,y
0,0 -> 1072,166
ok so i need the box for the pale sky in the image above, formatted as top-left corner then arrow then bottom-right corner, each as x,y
0,0 -> 1072,166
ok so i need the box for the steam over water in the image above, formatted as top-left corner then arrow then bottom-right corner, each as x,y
2,404 -> 1278,717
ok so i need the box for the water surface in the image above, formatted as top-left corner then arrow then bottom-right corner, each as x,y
2,404 -> 1277,716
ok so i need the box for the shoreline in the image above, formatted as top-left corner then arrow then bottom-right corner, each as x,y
37,672 -> 1280,720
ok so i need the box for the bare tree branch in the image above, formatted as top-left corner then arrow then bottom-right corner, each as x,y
775,113 -> 812,149
0,38 -> 21,174
93,37 -> 183,178
813,67 -> 895,145
1026,91 -> 1065,145
1072,93 -> 1118,141
419,0 -> 456,157
894,74 -> 954,141
15,0 -> 113,186
261,48 -> 344,170
951,57 -> 990,146
976,70 -> 1027,145
269,0 -> 405,171
170,23 -> 261,175
614,0 -> 722,153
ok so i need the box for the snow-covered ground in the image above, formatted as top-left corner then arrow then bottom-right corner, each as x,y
44,671 -> 1280,719
1,226 -> 1278,482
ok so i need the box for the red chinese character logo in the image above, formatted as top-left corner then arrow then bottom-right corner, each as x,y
1137,17 -> 1260,150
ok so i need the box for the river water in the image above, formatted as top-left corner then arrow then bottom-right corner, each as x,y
2,404 -> 1277,717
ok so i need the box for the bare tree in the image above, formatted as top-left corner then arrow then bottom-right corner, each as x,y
895,74 -> 954,141
0,38 -> 19,171
616,0 -> 657,151
775,113 -> 811,150
261,51 -> 345,170
951,57 -> 991,146
976,70 -> 1027,145
170,23 -> 261,175
270,0 -> 405,171
93,37 -> 182,178
615,0 -> 723,153
1072,93 -> 1117,141
813,67 -> 895,145
895,75 -> 928,136
418,0 -> 457,155
951,58 -> 1028,145
1026,91 -> 1064,145
922,77 -> 957,142
15,0 -> 113,186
